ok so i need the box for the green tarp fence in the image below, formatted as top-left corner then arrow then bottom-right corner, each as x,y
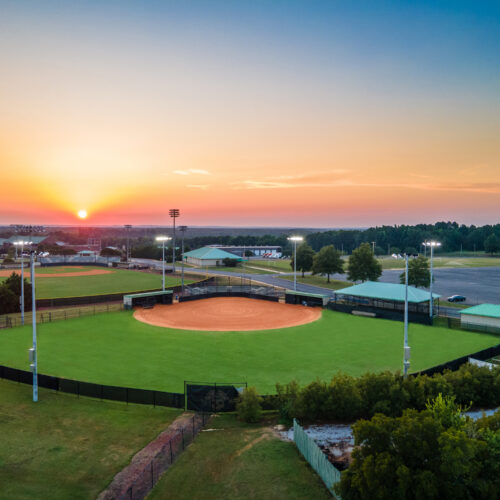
293,419 -> 341,498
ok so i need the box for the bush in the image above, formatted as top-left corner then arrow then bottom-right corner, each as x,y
236,387 -> 262,423
222,258 -> 239,267
2,257 -> 14,264
274,364 -> 500,423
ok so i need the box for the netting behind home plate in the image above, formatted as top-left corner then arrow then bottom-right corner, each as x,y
180,275 -> 285,302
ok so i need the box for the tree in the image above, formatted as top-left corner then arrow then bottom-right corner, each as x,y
100,247 -> 122,257
0,284 -> 17,315
311,245 -> 343,282
484,234 -> 500,255
347,242 -> 382,282
399,255 -> 430,288
0,272 -> 32,314
222,258 -> 239,267
335,400 -> 496,500
290,243 -> 315,277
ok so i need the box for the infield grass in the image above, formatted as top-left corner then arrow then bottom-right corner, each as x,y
149,414 -> 330,500
0,378 -> 179,500
0,308 -> 498,394
0,266 -> 192,298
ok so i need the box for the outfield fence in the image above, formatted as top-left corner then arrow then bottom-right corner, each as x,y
0,303 -> 125,329
0,364 -> 185,408
293,419 -> 341,498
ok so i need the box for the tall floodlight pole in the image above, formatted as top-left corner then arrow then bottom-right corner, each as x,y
288,236 -> 303,291
124,225 -> 132,261
30,250 -> 38,402
403,254 -> 410,377
155,236 -> 171,291
14,240 -> 31,326
169,209 -> 180,272
423,241 -> 441,319
179,226 -> 187,296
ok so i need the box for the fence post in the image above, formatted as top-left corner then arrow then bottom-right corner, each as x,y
170,439 -> 173,463
181,427 -> 184,449
151,460 -> 154,488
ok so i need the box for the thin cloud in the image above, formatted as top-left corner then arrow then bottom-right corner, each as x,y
187,184 -> 210,190
173,169 -> 210,176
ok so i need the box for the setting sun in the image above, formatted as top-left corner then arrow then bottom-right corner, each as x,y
77,210 -> 88,219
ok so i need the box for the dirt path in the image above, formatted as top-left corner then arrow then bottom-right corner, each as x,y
133,296 -> 322,331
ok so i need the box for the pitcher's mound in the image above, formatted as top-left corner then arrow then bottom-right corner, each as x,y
133,297 -> 322,331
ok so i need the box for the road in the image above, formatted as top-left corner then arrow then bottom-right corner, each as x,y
131,259 -> 500,308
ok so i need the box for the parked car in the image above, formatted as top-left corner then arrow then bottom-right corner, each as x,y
447,295 -> 466,302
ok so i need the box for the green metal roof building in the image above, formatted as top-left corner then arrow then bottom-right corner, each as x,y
183,246 -> 242,267
335,281 -> 440,303
460,304 -> 500,333
333,281 -> 440,323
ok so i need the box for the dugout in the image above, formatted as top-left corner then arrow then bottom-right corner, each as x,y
285,290 -> 329,307
331,281 -> 440,324
124,290 -> 173,310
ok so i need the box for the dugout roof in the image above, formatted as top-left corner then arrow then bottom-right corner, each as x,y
335,281 -> 440,303
461,304 -> 500,319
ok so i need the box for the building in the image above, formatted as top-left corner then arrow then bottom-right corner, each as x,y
209,245 -> 282,258
183,247 -> 243,267
460,304 -> 500,333
332,281 -> 440,324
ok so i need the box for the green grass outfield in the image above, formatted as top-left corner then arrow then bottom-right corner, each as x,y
0,378 -> 179,500
0,266 -> 192,299
0,308 -> 498,394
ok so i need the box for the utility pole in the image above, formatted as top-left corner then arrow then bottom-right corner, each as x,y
169,209 -> 180,272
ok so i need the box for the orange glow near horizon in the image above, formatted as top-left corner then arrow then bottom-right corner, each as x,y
0,2 -> 499,227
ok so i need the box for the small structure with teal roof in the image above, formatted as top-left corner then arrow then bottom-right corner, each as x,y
183,246 -> 242,267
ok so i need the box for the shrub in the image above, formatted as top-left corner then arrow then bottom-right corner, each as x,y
2,257 -> 14,264
236,387 -> 262,423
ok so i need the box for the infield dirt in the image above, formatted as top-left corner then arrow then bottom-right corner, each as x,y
133,296 -> 322,331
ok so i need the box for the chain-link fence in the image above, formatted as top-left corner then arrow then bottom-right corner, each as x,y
100,412 -> 210,500
293,419 -> 341,498
0,303 -> 125,329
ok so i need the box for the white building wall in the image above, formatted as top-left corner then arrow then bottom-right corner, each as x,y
461,315 -> 500,330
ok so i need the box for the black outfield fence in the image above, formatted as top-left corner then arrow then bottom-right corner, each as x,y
415,343 -> 500,377
0,364 -> 184,408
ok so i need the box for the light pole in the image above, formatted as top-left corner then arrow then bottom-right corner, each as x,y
124,225 -> 132,261
288,236 -> 303,291
403,254 -> 410,377
14,240 -> 31,326
179,226 -> 187,296
29,250 -> 38,402
155,236 -> 171,291
423,241 -> 441,319
169,209 -> 180,272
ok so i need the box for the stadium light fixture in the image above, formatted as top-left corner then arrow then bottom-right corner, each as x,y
156,236 -> 172,291
169,209 -> 180,272
13,240 -> 32,326
287,236 -> 304,291
422,241 -> 441,319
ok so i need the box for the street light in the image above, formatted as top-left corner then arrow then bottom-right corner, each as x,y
403,253 -> 410,377
169,209 -> 180,272
179,226 -> 188,296
423,241 -> 441,319
29,249 -> 38,402
155,236 -> 171,291
288,236 -> 303,291
13,240 -> 32,326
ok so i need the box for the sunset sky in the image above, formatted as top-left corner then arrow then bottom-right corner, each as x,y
1,1 -> 499,227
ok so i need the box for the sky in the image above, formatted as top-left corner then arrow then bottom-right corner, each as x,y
0,0 -> 499,227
